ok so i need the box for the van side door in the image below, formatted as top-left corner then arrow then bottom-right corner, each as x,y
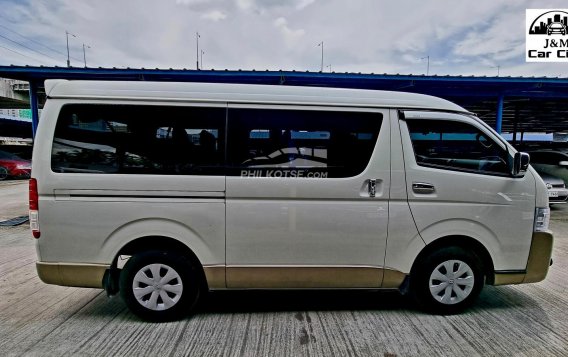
225,105 -> 390,288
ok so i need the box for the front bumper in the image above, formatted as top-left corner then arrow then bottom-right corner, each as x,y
36,262 -> 109,288
493,231 -> 554,285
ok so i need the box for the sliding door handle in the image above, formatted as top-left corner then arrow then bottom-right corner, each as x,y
412,182 -> 435,194
368,179 -> 376,197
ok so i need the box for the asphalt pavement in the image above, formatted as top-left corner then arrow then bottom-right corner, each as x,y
0,180 -> 567,356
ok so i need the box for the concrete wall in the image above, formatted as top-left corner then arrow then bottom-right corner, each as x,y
0,78 -> 29,102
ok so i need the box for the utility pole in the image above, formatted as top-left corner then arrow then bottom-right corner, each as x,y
196,32 -> 200,70
326,64 -> 332,72
317,41 -> 323,72
82,43 -> 91,67
201,50 -> 205,70
66,30 -> 76,67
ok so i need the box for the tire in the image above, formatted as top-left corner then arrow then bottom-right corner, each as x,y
119,250 -> 201,322
0,167 -> 8,181
410,246 -> 484,314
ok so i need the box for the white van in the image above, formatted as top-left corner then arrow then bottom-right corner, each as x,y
30,80 -> 553,321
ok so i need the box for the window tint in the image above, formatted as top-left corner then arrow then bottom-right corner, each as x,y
407,119 -> 509,175
527,152 -> 544,163
52,105 -> 225,175
0,150 -> 21,160
227,108 -> 382,178
547,153 -> 568,165
527,152 -> 562,165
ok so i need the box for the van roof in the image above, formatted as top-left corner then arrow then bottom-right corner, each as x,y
45,79 -> 468,112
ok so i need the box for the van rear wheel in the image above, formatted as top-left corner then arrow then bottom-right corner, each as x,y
410,246 -> 484,314
119,250 -> 200,322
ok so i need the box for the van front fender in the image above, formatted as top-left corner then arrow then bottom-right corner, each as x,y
414,218 -> 501,269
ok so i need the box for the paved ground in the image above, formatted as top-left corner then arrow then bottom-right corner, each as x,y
0,180 -> 28,220
0,180 -> 567,356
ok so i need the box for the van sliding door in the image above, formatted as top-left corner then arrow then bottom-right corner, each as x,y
225,105 -> 390,288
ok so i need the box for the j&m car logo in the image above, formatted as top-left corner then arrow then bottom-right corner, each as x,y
527,9 -> 568,62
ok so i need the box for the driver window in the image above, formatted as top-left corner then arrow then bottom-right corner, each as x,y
407,119 -> 509,175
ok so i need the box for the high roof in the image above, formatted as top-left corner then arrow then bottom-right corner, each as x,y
46,79 -> 467,112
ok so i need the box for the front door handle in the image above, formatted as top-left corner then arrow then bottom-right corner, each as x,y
412,182 -> 435,194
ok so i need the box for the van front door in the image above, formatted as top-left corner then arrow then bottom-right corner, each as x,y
225,106 -> 390,288
400,111 -> 536,272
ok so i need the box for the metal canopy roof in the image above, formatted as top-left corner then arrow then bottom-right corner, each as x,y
1,65 -> 568,134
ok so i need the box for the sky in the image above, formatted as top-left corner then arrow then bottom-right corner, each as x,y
0,0 -> 568,77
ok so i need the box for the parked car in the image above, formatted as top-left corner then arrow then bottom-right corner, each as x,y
535,171 -> 568,204
527,150 -> 568,186
0,150 -> 31,180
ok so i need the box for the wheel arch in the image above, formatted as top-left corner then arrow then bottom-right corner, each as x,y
410,235 -> 496,284
104,235 -> 208,295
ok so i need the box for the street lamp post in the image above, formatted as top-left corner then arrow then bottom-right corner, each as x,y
317,41 -> 324,72
196,32 -> 200,70
82,44 -> 91,68
65,30 -> 76,67
420,55 -> 430,75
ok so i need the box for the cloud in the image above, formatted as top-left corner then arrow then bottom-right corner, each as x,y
295,0 -> 315,9
176,0 -> 210,4
236,0 -> 254,10
233,0 -> 317,13
273,17 -> 305,47
1,0 -> 568,77
201,10 -> 227,21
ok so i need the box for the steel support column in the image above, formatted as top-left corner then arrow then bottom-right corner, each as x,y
28,80 -> 39,138
512,105 -> 519,146
496,94 -> 504,134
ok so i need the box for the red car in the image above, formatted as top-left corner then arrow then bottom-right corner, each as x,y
0,150 -> 31,180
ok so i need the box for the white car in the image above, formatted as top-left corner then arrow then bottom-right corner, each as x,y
527,150 -> 568,186
536,171 -> 568,204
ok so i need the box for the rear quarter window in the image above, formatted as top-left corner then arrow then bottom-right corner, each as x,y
51,104 -> 226,175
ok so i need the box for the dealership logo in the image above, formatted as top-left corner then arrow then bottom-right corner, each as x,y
527,9 -> 568,62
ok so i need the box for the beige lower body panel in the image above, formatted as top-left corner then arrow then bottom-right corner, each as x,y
493,231 -> 554,286
203,265 -> 226,289
203,266 -> 406,289
36,262 -> 109,288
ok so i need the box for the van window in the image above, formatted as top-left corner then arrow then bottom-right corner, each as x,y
227,108 -> 382,178
51,105 -> 225,175
407,119 -> 509,175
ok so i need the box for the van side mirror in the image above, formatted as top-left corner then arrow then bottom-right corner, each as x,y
559,161 -> 568,167
512,152 -> 530,177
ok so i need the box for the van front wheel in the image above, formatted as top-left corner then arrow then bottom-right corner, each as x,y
119,251 -> 200,322
411,247 -> 484,314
